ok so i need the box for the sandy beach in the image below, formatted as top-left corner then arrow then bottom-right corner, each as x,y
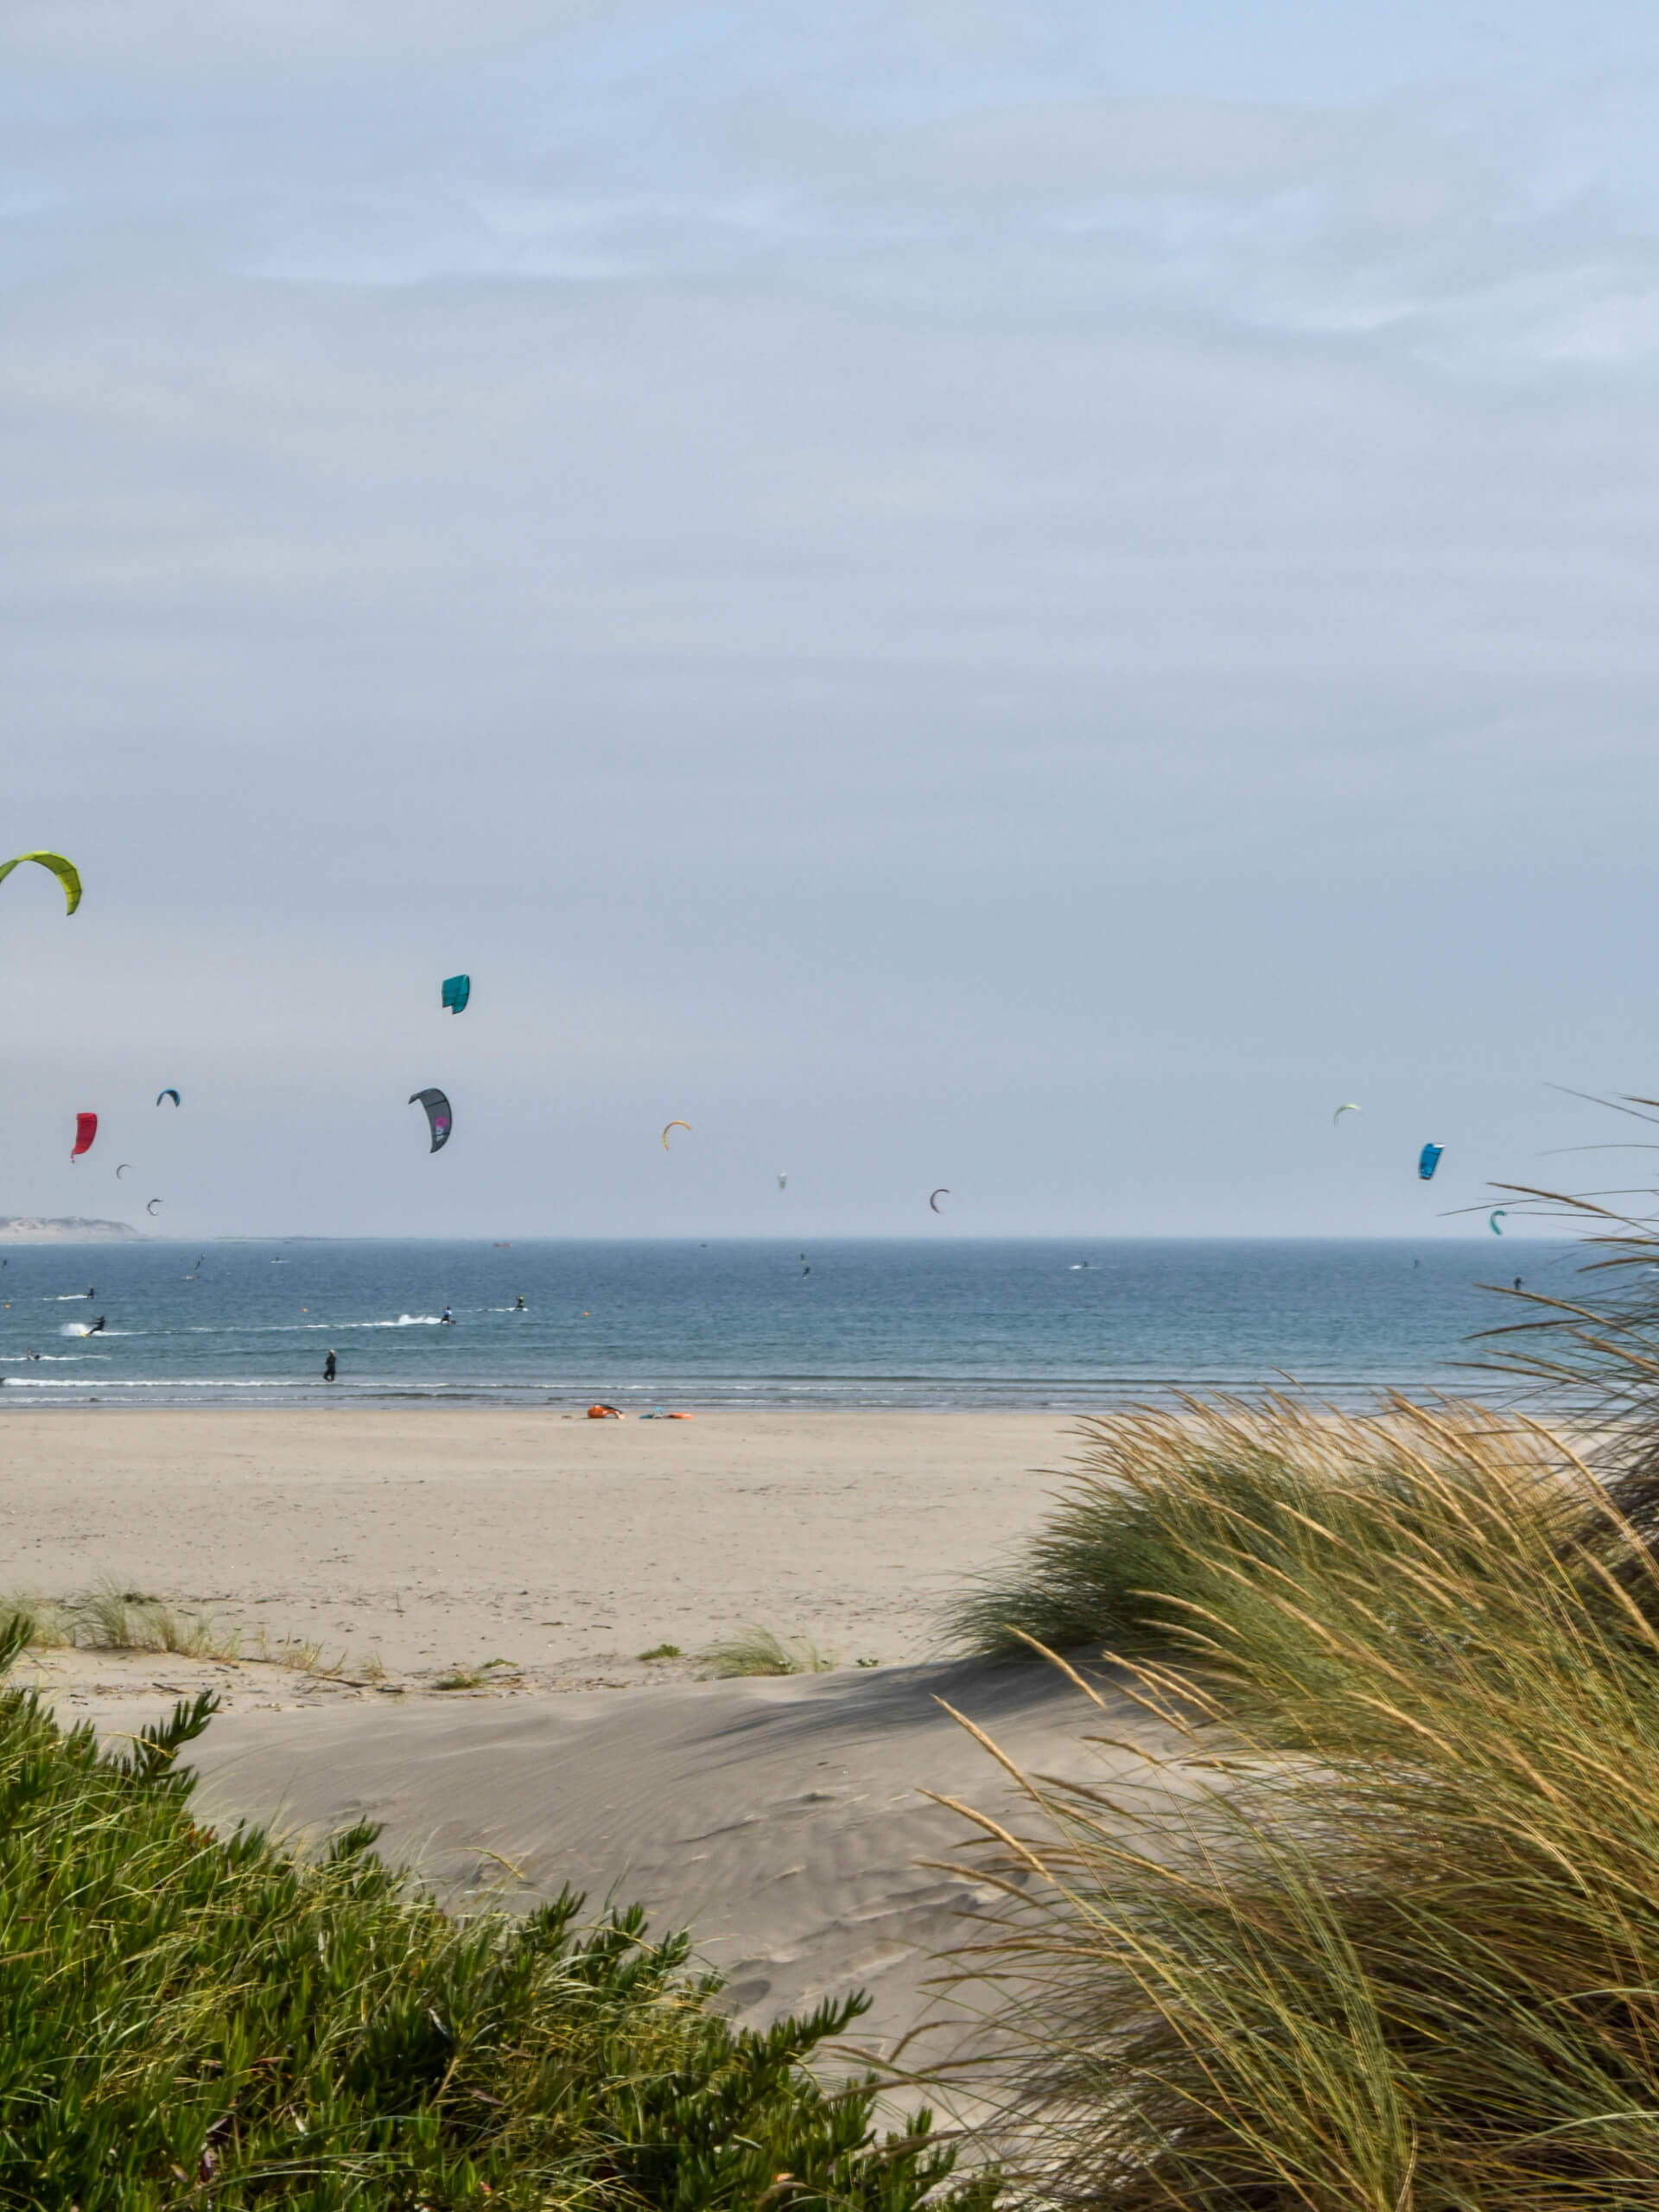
0,1407 -> 1073,1687
0,1408 -> 1114,2065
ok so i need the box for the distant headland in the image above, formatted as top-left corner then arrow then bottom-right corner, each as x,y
0,1217 -> 141,1241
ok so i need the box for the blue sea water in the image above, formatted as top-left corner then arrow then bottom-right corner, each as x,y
0,1240 -> 1582,1410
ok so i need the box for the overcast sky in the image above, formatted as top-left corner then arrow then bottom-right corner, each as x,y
3,0 -> 1656,1237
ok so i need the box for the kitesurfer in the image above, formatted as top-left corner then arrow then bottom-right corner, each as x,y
441,1306 -> 454,1325
88,1315 -> 105,1335
24,1348 -> 37,1362
515,1295 -> 525,1310
1514,1276 -> 1523,1291
323,1351 -> 337,1382
86,1287 -> 94,1300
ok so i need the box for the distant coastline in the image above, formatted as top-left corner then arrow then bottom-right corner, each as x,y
0,1217 -> 141,1242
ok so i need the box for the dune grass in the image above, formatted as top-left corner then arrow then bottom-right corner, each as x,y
946,1392 -> 1588,1667
0,1583 -> 245,1660
944,1394 -> 1659,2206
705,1625 -> 837,1678
0,1585 -> 387,1681
0,1612 -> 991,2208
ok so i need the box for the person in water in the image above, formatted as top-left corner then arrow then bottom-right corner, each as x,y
515,1294 -> 525,1311
323,1351 -> 337,1382
86,1286 -> 95,1299
441,1306 -> 454,1325
24,1347 -> 37,1362
88,1315 -> 105,1334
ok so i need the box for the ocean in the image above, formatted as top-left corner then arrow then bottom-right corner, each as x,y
0,1238 -> 1579,1410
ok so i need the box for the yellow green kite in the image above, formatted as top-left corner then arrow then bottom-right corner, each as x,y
0,852 -> 80,914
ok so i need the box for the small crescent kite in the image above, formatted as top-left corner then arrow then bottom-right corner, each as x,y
71,1112 -> 97,1160
1418,1142 -> 1443,1182
115,1162 -> 131,1179
442,974 -> 470,1015
929,1187 -> 950,1213
1333,1103 -> 1361,1127
0,852 -> 80,914
147,1198 -> 162,1216
1490,1209 -> 1507,1235
156,1089 -> 180,1109
410,1089 -> 453,1153
662,1121 -> 690,1150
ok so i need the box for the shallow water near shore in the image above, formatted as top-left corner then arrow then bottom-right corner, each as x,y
0,1237 -> 1580,1408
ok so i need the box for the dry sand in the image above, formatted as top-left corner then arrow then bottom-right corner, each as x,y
0,1407 -> 1076,1688
0,1408 -> 1136,2070
180,1657 -> 1176,2068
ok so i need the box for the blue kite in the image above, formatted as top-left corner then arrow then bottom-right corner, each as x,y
442,974 -> 471,1015
1418,1142 -> 1443,1181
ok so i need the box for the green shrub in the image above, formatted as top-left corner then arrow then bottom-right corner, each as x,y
0,1617 -> 992,2209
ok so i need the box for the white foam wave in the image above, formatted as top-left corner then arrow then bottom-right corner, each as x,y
1,1376 -> 305,1389
180,1315 -> 448,1333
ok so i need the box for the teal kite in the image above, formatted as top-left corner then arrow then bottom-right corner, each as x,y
442,975 -> 470,1015
1419,1142 -> 1443,1181
0,852 -> 80,914
156,1089 -> 180,1109
1490,1209 -> 1507,1235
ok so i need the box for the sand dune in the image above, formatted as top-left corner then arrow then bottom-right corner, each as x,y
0,1407 -> 1145,2075
181,1653 -> 1169,2066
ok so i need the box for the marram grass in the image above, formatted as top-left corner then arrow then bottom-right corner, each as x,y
705,1625 -> 837,1677
945,1392 -> 1588,1667
944,1395 -> 1659,2208
0,1614 -> 992,2209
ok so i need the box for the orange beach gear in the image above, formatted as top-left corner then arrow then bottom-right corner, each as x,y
587,1403 -> 625,1420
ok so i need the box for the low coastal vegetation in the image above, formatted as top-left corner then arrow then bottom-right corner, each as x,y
0,1611 -> 988,2208
705,1624 -> 837,1678
950,1376 -> 1659,2203
0,1581 -> 378,1681
3,1581 -> 245,1659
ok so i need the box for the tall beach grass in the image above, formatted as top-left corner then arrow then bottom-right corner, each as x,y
944,1395 -> 1659,2206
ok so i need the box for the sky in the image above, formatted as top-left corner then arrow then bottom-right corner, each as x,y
3,0 -> 1659,1237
